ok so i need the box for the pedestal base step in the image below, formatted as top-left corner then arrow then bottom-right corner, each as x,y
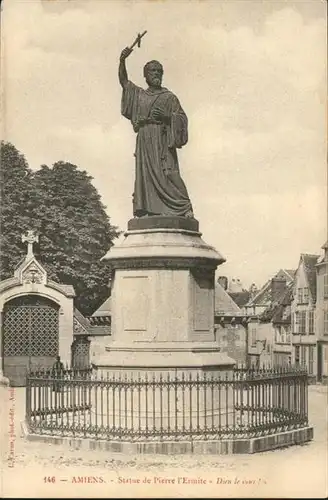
22,421 -> 314,455
128,216 -> 199,232
94,343 -> 235,370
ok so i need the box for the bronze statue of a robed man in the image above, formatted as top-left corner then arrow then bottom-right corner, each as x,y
119,40 -> 194,219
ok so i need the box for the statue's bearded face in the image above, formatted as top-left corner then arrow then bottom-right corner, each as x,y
144,63 -> 163,88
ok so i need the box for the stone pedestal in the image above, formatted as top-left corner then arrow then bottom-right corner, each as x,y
97,216 -> 235,371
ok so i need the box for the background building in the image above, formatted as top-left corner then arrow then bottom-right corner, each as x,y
0,231 -> 75,386
244,269 -> 295,317
316,242 -> 328,383
291,254 -> 318,382
238,270 -> 295,368
214,281 -> 247,365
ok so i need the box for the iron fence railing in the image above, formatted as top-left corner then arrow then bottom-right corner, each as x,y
25,366 -> 309,442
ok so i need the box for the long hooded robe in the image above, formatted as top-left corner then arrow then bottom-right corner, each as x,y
121,80 -> 193,217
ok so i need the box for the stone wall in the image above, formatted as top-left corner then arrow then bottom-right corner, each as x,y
215,324 -> 246,365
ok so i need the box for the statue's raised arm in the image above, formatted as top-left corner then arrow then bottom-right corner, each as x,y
118,32 -> 147,88
118,47 -> 133,88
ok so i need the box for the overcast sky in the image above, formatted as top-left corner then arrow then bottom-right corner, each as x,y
2,0 -> 327,288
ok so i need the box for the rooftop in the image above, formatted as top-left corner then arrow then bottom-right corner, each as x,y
260,282 -> 293,324
246,269 -> 295,307
215,283 -> 243,316
228,290 -> 251,308
92,296 -> 111,317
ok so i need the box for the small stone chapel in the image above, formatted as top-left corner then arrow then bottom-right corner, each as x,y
0,231 -> 91,386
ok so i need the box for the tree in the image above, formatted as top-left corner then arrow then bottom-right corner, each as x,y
0,142 -> 120,315
0,142 -> 36,277
31,161 -> 120,315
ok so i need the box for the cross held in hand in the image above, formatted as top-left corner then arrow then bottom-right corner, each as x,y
129,30 -> 147,51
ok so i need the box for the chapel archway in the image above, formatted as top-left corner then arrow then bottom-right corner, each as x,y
3,294 -> 60,386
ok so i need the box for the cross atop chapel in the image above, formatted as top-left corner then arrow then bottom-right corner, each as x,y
22,230 -> 39,258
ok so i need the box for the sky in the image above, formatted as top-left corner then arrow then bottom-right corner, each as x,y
1,0 -> 327,289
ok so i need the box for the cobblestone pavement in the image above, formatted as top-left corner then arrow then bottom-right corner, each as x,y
1,385 -> 327,498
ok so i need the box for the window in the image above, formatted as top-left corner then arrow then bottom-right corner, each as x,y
281,327 -> 286,343
297,288 -> 303,304
303,287 -> 309,303
324,311 -> 328,335
308,310 -> 315,335
276,327 -> 289,344
300,345 -> 306,366
299,311 -> 306,334
251,328 -> 257,346
274,328 -> 279,343
293,312 -> 299,334
309,346 -> 314,375
324,274 -> 328,299
282,306 -> 290,320
295,345 -> 300,364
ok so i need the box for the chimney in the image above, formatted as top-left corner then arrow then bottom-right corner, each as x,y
271,277 -> 287,303
229,278 -> 243,293
218,276 -> 228,290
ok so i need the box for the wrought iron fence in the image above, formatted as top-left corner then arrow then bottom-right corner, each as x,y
25,366 -> 309,442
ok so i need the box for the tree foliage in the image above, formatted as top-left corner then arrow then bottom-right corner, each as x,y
0,142 -> 120,315
0,142 -> 35,274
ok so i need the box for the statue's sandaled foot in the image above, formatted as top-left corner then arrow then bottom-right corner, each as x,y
134,210 -> 159,218
184,209 -> 194,219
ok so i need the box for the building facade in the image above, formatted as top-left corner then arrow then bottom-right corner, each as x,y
316,242 -> 328,382
89,296 -> 112,363
214,282 -> 247,365
0,231 -> 75,386
291,254 -> 318,382
241,271 -> 295,368
0,230 -> 100,385
271,284 -> 293,367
